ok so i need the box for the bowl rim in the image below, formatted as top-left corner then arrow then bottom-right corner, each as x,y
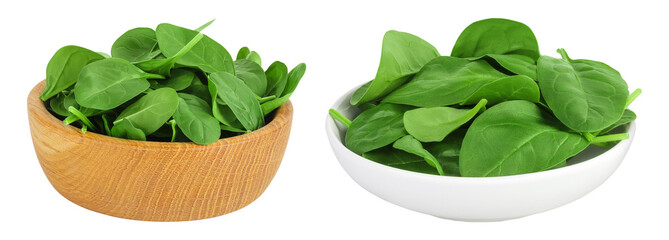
29,80 -> 293,148
326,84 -> 636,182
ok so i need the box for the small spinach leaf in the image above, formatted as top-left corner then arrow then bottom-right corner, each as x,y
235,59 -> 267,96
363,146 -> 442,175
208,72 -> 264,131
261,63 -> 306,115
403,99 -> 487,142
264,61 -> 288,96
113,87 -> 179,135
173,93 -> 221,145
41,46 -> 105,101
345,103 -> 412,154
350,30 -> 440,105
392,135 -> 444,176
111,27 -> 161,63
111,119 -> 147,141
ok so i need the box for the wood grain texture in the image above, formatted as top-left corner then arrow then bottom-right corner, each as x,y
27,81 -> 293,221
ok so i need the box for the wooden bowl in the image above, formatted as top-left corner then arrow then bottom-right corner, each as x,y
27,81 -> 293,221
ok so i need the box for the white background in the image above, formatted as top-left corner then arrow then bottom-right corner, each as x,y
2,0 -> 667,239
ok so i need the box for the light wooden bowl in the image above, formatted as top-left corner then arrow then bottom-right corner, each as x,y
27,81 -> 293,221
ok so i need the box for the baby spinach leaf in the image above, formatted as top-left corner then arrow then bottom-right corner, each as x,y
207,78 -> 245,129
208,72 -> 264,131
392,135 -> 444,176
48,92 -> 70,116
264,61 -> 288,96
345,103 -> 412,154
350,30 -> 440,105
382,56 -> 508,107
403,99 -> 487,142
41,46 -> 105,101
235,59 -> 267,96
537,49 -> 628,132
113,87 -> 179,135
74,58 -> 161,110
261,63 -> 306,115
156,23 -> 235,74
173,93 -> 221,145
451,18 -> 540,60
461,75 -> 539,105
111,119 -> 147,141
237,47 -> 250,60
149,68 -> 195,91
111,27 -> 161,63
477,54 -> 537,80
460,100 -> 589,177
363,146 -> 442,175
135,32 -> 204,76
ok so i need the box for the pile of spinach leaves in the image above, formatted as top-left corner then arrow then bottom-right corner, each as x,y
330,18 -> 640,177
41,20 -> 306,145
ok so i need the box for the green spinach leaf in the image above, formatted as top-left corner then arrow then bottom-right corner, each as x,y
382,56 -> 508,107
208,72 -> 264,131
41,46 -> 105,101
74,58 -> 162,110
261,63 -> 306,115
156,23 -> 235,74
460,100 -> 589,177
461,75 -> 539,105
403,99 -> 487,142
235,59 -> 267,96
392,135 -> 444,176
451,18 -> 539,60
113,87 -> 179,135
173,93 -> 221,145
345,103 -> 412,154
537,49 -> 628,132
350,30 -> 440,105
111,27 -> 161,63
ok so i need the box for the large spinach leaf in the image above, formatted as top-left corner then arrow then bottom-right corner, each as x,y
74,58 -> 162,110
156,23 -> 235,74
345,103 -> 412,154
451,18 -> 539,60
382,56 -> 508,107
537,49 -> 628,132
460,100 -> 589,177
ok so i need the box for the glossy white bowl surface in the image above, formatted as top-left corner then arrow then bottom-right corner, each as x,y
326,87 -> 635,221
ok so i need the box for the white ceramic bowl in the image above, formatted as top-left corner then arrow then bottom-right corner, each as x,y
326,86 -> 636,222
